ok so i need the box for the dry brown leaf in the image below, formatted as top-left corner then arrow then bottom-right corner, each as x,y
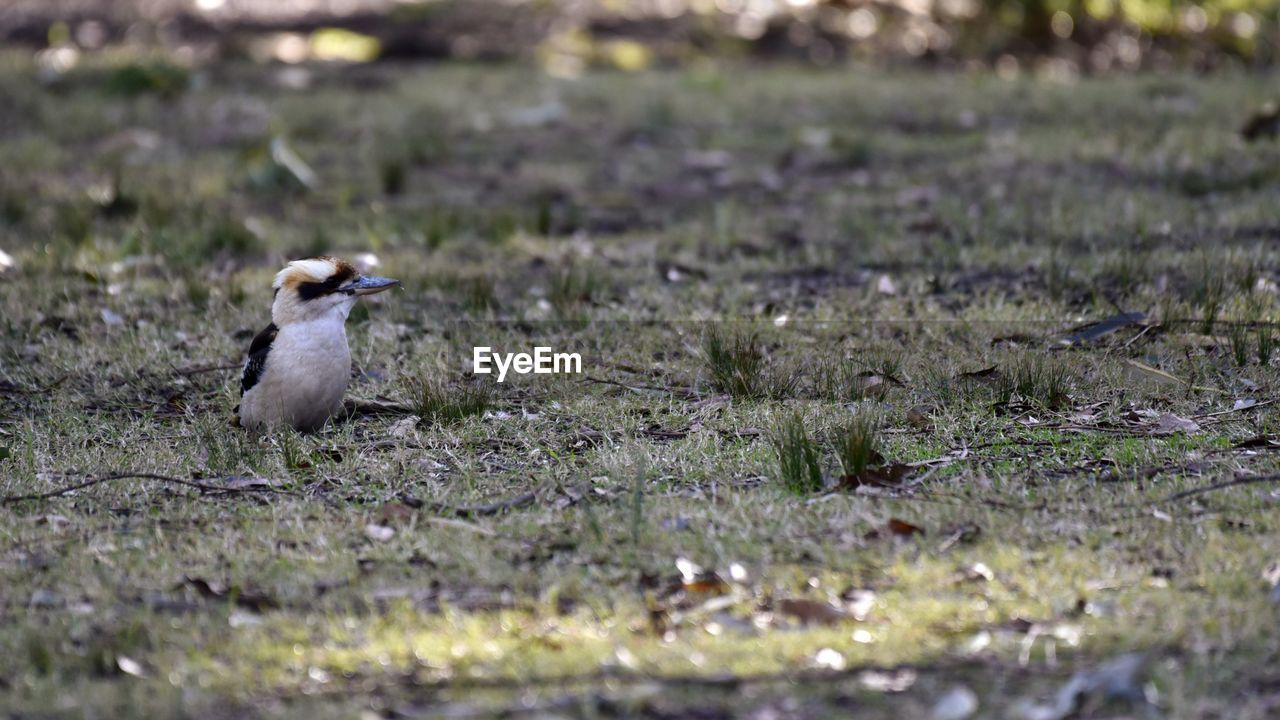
682,576 -> 731,595
886,517 -> 925,537
906,406 -> 933,429
1153,412 -> 1199,435
377,501 -> 417,526
839,463 -> 913,489
777,598 -> 850,625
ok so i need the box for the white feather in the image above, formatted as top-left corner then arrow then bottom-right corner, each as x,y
238,314 -> 352,431
273,257 -> 337,289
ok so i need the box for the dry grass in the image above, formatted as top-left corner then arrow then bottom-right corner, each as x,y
0,53 -> 1279,719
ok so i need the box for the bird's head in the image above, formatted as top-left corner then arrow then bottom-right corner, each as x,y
271,256 -> 399,325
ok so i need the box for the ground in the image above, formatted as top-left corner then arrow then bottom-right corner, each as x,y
1,54 -> 1280,718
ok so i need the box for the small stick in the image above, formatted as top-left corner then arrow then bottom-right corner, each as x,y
0,472 -> 288,505
1143,473 -> 1280,506
582,375 -> 698,398
414,492 -> 537,518
1195,398 -> 1276,420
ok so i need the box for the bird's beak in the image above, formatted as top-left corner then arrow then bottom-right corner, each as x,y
342,275 -> 400,296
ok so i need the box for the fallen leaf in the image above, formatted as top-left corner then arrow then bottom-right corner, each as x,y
389,416 -> 419,438
839,463 -> 913,489
676,557 -> 730,595
377,501 -> 417,526
777,598 -> 850,625
886,517 -> 924,537
1153,412 -> 1199,435
1062,311 -> 1144,345
1125,359 -> 1184,385
906,406 -> 933,429
682,576 -> 731,594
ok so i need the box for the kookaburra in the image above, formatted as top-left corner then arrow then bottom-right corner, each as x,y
236,256 -> 399,431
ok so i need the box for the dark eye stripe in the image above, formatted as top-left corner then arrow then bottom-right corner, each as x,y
296,266 -> 357,301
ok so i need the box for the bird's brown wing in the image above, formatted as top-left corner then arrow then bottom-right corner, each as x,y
240,322 -> 278,396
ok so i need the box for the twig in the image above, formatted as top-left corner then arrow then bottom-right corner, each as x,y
582,375 -> 697,398
1195,398 -> 1276,420
0,472 -> 288,505
1125,359 -> 1226,395
1119,323 -> 1157,350
1141,473 -> 1280,506
410,492 -> 537,518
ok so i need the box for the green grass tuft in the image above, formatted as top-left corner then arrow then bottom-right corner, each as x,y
408,377 -> 493,424
1258,324 -> 1275,366
769,411 -> 824,494
831,410 -> 882,478
702,327 -> 797,400
996,352 -> 1075,409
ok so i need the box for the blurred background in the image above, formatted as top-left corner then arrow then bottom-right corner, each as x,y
5,0 -> 1278,75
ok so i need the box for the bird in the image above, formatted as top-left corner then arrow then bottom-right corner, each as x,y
235,256 -> 399,431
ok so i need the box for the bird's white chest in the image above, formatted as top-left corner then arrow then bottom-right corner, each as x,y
245,319 -> 351,430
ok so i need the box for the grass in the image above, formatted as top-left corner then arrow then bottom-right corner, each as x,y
0,52 -> 1279,719
702,326 -> 797,399
703,326 -> 767,398
994,352 -> 1076,409
832,410 -> 882,478
769,411 -> 825,493
1258,323 -> 1275,365
408,376 -> 493,424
